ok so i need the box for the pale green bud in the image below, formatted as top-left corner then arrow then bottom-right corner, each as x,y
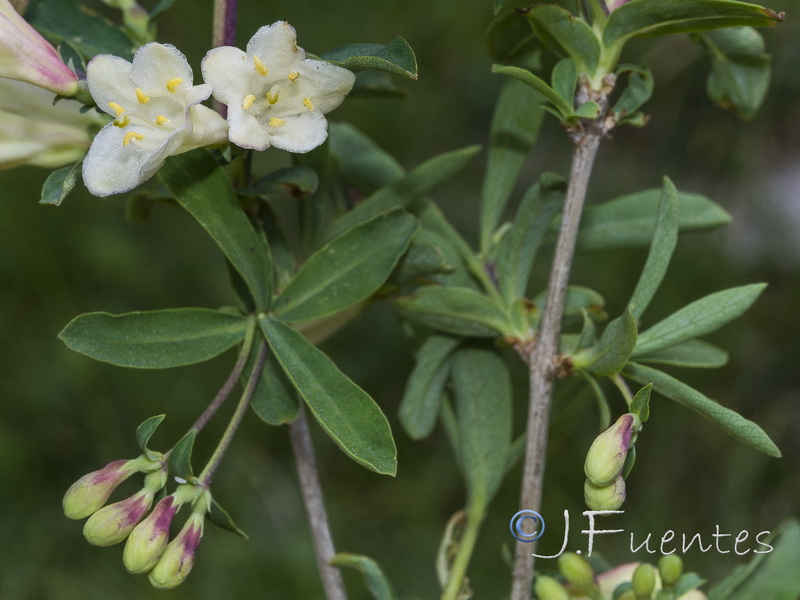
585,414 -> 637,486
658,554 -> 683,587
632,563 -> 657,599
534,575 -> 569,600
83,488 -> 155,546
584,475 -> 626,511
558,552 -> 595,593
148,510 -> 205,589
63,459 -> 138,520
123,495 -> 180,573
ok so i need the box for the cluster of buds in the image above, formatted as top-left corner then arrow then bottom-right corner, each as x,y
63,454 -> 209,589
583,413 -> 640,510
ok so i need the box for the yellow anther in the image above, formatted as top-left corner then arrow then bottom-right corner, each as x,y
266,85 -> 283,105
253,55 -> 268,76
155,115 -> 170,126
288,72 -> 300,82
135,88 -> 150,104
268,117 -> 285,128
242,94 -> 256,110
113,115 -> 130,128
122,131 -> 145,146
108,102 -> 125,117
166,78 -> 183,92
303,97 -> 314,111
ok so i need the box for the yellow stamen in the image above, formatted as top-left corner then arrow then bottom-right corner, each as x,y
303,97 -> 314,111
135,88 -> 150,103
268,117 -> 285,128
266,85 -> 282,105
123,131 -> 145,146
155,115 -> 170,126
166,78 -> 183,92
253,55 -> 268,76
242,94 -> 256,110
108,102 -> 125,117
288,72 -> 300,82
113,115 -> 130,128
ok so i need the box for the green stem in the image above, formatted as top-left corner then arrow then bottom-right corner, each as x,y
440,505 -> 485,600
611,373 -> 634,407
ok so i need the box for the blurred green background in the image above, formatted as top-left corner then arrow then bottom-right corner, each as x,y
0,0 -> 797,598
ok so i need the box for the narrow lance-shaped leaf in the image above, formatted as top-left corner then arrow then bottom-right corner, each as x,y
633,283 -> 766,356
59,309 -> 250,369
524,3 -> 601,73
273,209 -> 418,323
331,554 -> 399,600
207,497 -> 248,539
168,430 -> 196,480
491,64 -> 573,120
575,308 -> 638,376
160,150 -> 273,311
635,339 -> 729,369
322,37 -> 418,80
624,362 -> 781,457
240,166 -> 319,199
629,176 -> 679,320
260,316 -> 397,475
328,122 -> 404,193
136,415 -> 166,453
245,339 -> 299,426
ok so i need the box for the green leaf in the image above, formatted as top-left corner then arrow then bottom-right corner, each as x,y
552,58 -> 578,106
572,188 -> 732,250
330,554 -> 399,600
149,0 -> 178,21
329,122 -> 404,193
399,335 -> 459,440
160,150 -> 273,311
168,430 -> 196,480
624,362 -> 781,457
577,369 -> 612,431
674,573 -> 707,597
577,309 -> 638,376
636,339 -> 729,369
486,13 -> 539,62
491,64 -> 573,119
26,0 -> 135,59
207,497 -> 248,539
246,341 -> 299,426
260,316 -> 397,475
613,64 -> 654,119
240,166 -> 319,199
451,347 -> 512,509
629,176 -> 679,320
40,162 -> 81,206
574,100 -> 601,118
494,0 -> 513,15
349,70 -> 410,99
322,37 -> 418,80
496,174 -> 566,302
630,383 -> 652,422
604,0 -> 784,48
392,287 -> 513,338
633,283 -> 766,356
525,3 -> 601,73
708,520 -> 800,600
59,309 -> 250,369
479,76 -> 546,251
326,146 -> 480,240
135,415 -> 165,453
700,27 -> 771,120
533,285 -> 606,319
393,233 -> 454,285
273,210 -> 418,322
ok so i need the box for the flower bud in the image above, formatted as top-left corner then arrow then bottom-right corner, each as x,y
148,510 -> 205,589
585,414 -> 637,486
123,495 -> 180,574
533,575 -> 569,600
63,459 -> 137,520
632,563 -> 657,599
584,475 -> 626,511
658,554 -> 683,587
83,488 -> 155,546
558,552 -> 595,593
604,0 -> 631,13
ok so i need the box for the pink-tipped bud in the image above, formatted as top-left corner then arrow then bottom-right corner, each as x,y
63,459 -> 138,520
604,0 -> 631,13
148,511 -> 205,589
123,495 -> 181,574
82,489 -> 155,546
584,474 -> 626,511
585,414 -> 637,486
0,0 -> 79,95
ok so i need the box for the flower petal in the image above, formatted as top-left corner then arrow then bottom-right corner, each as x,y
181,104 -> 228,151
226,105 -> 271,150
296,59 -> 355,114
247,21 -> 305,67
268,110 -> 328,153
201,46 -> 251,106
131,42 -> 194,92
86,54 -> 136,117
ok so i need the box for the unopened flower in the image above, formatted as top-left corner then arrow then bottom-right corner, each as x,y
658,554 -> 683,587
584,474 -> 626,511
534,575 -> 570,600
148,508 -> 205,589
0,0 -> 78,95
585,413 -> 637,487
604,0 -> 631,13
63,458 -> 139,520
559,552 -> 596,594
82,42 -> 228,197
632,563 -> 657,599
201,21 -> 355,153
0,79 -> 103,171
597,562 -> 707,600
83,488 -> 156,546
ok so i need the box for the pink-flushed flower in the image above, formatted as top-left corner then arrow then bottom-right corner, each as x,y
82,42 -> 228,197
584,413 -> 637,486
201,21 -> 355,153
148,509 -> 205,589
584,473 -> 626,511
83,488 -> 156,546
0,0 -> 78,95
63,458 -> 139,520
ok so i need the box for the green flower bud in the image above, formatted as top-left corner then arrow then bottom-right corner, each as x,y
584,475 -> 626,511
585,414 -> 638,486
632,563 -> 657,599
558,552 -> 595,593
148,510 -> 205,589
63,459 -> 139,520
83,488 -> 155,546
534,575 -> 569,600
658,554 -> 683,587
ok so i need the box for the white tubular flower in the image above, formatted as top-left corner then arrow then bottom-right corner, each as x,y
82,42 -> 228,197
201,21 -> 355,153
0,79 -> 103,170
0,0 -> 78,95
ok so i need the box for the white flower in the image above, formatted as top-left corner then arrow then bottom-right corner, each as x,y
0,79 -> 103,170
0,0 -> 78,95
201,21 -> 355,153
82,42 -> 228,197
